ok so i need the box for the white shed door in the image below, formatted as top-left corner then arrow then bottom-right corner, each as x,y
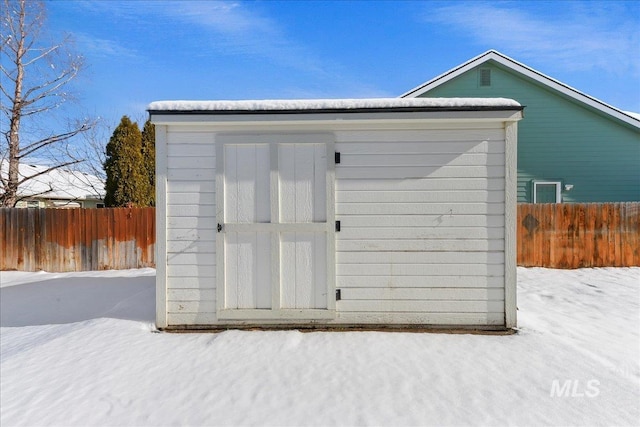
217,135 -> 335,320
222,143 -> 272,310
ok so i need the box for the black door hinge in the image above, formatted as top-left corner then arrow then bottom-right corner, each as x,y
336,289 -> 342,301
217,223 -> 223,232
335,152 -> 341,164
335,220 -> 341,232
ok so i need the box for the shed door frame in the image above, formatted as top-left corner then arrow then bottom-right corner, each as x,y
216,133 -> 336,320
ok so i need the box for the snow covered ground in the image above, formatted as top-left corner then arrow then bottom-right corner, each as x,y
1,267 -> 638,426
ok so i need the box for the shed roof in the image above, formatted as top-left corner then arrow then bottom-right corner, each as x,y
148,97 -> 521,115
401,50 -> 640,129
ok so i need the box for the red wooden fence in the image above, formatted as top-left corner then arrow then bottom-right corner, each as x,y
517,203 -> 639,268
0,207 -> 155,272
1,204 -> 638,272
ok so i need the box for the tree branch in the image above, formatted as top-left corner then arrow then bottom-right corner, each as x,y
21,43 -> 61,68
14,159 -> 81,187
19,124 -> 91,158
20,70 -> 79,109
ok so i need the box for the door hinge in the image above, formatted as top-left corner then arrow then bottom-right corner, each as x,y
336,289 -> 341,301
335,152 -> 341,164
217,223 -> 223,232
335,220 -> 341,232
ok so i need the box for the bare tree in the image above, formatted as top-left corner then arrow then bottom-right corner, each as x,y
67,121 -> 109,199
0,0 -> 95,207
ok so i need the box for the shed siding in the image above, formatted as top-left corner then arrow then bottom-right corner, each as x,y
419,62 -> 640,202
165,130 -> 217,325
333,127 -> 506,325
160,121 -> 513,327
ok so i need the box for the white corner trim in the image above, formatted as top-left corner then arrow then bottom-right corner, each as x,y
504,121 -> 518,329
155,125 -> 168,329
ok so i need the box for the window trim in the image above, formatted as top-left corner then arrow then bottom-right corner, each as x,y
533,181 -> 562,203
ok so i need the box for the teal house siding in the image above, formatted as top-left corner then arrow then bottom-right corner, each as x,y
404,52 -> 640,203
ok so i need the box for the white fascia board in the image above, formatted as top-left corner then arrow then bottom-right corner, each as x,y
402,50 -> 640,130
149,109 -> 523,128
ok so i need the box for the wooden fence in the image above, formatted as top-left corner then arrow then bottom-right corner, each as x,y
0,207 -> 155,272
517,203 -> 639,268
1,204 -> 638,271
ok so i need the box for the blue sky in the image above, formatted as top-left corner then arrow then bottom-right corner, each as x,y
41,0 -> 640,130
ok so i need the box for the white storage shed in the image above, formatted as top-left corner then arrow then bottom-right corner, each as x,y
149,98 -> 523,330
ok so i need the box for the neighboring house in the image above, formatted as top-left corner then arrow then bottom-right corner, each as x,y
402,50 -> 640,203
1,163 -> 105,208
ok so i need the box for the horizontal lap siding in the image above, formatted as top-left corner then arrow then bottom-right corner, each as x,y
334,128 -> 506,325
162,126 -> 508,327
166,131 -> 217,325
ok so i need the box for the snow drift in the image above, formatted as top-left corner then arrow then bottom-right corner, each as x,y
1,267 -> 638,426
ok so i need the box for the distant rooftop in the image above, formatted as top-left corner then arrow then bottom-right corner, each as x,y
1,162 -> 105,201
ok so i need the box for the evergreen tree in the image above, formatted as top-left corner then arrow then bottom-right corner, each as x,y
141,120 -> 156,206
103,116 -> 151,207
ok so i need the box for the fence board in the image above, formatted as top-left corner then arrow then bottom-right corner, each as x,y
1,204 -> 638,271
0,207 -> 155,272
517,203 -> 640,268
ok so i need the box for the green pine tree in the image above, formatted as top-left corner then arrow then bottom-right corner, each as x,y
141,120 -> 156,206
103,116 -> 152,207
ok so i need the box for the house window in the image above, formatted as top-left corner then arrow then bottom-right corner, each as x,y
479,68 -> 491,87
533,181 -> 562,203
96,203 -> 105,208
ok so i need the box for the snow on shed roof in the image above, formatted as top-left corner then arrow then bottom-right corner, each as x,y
148,97 -> 521,113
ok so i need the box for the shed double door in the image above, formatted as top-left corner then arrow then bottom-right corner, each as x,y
216,134 -> 335,320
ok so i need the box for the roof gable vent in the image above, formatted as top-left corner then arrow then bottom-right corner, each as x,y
479,68 -> 491,87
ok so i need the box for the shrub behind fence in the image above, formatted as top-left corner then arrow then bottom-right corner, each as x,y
0,207 -> 155,272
